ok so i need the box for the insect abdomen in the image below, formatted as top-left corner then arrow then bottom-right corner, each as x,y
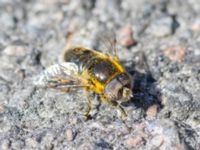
62,47 -> 123,85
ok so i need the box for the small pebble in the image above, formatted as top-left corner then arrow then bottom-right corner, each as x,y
15,68 -> 26,80
1,13 -> 15,28
1,139 -> 10,150
3,45 -> 26,56
25,138 -> 38,148
0,119 -> 11,133
148,17 -> 173,37
78,142 -> 92,150
137,123 -> 147,138
52,12 -> 64,22
173,144 -> 185,150
66,128 -> 74,141
126,136 -> 143,147
151,135 -> 164,147
11,141 -> 22,150
191,19 -> 200,32
164,46 -> 186,62
119,24 -> 136,48
146,105 -> 158,118
0,104 -> 5,113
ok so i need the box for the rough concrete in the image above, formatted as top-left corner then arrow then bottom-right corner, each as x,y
0,0 -> 199,150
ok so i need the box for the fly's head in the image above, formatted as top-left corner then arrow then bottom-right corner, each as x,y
104,73 -> 133,103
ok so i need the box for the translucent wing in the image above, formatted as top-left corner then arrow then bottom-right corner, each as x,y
95,30 -> 119,59
33,62 -> 84,89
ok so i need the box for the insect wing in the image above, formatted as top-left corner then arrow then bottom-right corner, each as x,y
33,62 -> 81,88
96,30 -> 119,59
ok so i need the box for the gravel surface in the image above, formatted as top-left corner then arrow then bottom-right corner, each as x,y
0,0 -> 200,150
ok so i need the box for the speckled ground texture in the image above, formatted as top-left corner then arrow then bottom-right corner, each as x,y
0,0 -> 200,150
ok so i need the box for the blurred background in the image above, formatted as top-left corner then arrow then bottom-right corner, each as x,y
0,0 -> 200,150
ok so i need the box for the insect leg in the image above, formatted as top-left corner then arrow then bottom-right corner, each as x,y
118,105 -> 128,120
108,101 -> 128,120
83,87 -> 93,120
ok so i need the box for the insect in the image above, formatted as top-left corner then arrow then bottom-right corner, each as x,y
34,35 -> 133,120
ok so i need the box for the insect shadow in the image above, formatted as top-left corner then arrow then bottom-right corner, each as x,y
121,54 -> 162,114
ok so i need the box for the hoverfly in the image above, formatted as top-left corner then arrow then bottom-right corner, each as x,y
34,32 -> 133,120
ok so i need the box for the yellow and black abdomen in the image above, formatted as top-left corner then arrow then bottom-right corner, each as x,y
62,47 -> 125,93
